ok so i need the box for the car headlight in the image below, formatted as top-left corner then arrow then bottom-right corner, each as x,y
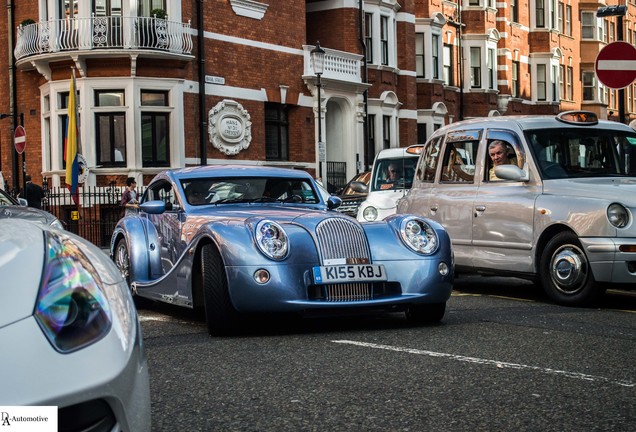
255,220 -> 289,260
400,217 -> 439,255
363,206 -> 378,221
34,230 -> 112,353
607,203 -> 629,228
50,218 -> 64,230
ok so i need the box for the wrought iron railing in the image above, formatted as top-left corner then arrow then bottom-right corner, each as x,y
15,15 -> 193,60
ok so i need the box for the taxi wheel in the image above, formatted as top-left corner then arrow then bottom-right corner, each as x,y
114,238 -> 152,308
201,244 -> 241,336
539,232 -> 605,307
405,303 -> 446,324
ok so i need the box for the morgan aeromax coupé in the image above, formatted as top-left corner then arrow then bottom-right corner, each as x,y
110,165 -> 453,335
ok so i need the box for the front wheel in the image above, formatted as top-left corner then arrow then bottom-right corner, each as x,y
201,244 -> 241,336
539,232 -> 605,306
114,238 -> 152,308
405,303 -> 446,324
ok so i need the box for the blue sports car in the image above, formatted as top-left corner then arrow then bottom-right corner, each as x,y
110,165 -> 453,335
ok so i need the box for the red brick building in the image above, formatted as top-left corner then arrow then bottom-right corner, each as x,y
0,0 -> 633,196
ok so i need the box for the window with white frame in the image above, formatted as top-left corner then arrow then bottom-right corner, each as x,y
432,34 -> 440,80
536,0 -> 545,28
537,65 -> 547,101
511,0 -> 518,22
443,44 -> 453,86
364,5 -> 397,68
558,2 -> 564,33
141,90 -> 170,167
380,16 -> 389,66
567,66 -> 573,100
559,65 -> 565,100
382,115 -> 391,149
487,48 -> 496,89
582,71 -> 597,101
365,13 -> 373,63
416,33 -> 424,77
565,5 -> 572,36
581,11 -> 597,39
512,61 -> 520,97
95,90 -> 126,167
470,47 -> 481,88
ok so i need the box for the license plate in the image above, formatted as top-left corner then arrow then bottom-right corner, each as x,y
312,264 -> 387,284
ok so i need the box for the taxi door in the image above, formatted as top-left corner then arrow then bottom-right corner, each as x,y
426,131 -> 481,270
472,129 -> 541,274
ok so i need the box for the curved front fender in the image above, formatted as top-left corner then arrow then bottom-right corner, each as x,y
111,216 -> 162,283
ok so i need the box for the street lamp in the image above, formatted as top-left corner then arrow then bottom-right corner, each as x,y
310,41 -> 326,180
597,5 -> 628,124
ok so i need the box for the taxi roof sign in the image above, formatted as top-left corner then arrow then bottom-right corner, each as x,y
556,111 -> 599,126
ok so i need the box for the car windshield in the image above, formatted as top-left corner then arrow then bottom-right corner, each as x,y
0,189 -> 17,205
181,177 -> 320,206
526,128 -> 636,179
370,157 -> 418,191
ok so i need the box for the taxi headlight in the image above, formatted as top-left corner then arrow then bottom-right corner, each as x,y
400,217 -> 439,255
255,220 -> 289,260
363,206 -> 378,221
607,203 -> 629,228
35,231 -> 112,353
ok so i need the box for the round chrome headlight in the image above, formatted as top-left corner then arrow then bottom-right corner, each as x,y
255,220 -> 289,260
400,217 -> 439,255
363,206 -> 378,221
607,203 -> 629,228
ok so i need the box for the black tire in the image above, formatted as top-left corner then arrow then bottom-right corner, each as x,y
405,303 -> 446,324
114,238 -> 152,308
539,231 -> 605,306
201,244 -> 241,336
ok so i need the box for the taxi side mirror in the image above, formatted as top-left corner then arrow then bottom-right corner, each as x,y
494,165 -> 529,181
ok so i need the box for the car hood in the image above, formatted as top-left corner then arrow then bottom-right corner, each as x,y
0,205 -> 57,225
362,189 -> 409,210
0,220 -> 45,328
543,177 -> 636,205
190,205 -> 353,225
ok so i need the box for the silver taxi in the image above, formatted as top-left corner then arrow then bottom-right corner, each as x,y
398,111 -> 636,307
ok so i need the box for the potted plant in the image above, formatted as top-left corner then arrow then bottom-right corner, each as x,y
151,8 -> 166,20
20,18 -> 36,27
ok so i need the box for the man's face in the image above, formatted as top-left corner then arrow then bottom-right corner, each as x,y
489,144 -> 508,166
387,165 -> 399,180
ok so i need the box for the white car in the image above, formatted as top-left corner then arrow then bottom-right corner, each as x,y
357,147 -> 422,222
0,219 -> 150,431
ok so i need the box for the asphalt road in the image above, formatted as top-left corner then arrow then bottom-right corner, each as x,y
140,276 -> 636,431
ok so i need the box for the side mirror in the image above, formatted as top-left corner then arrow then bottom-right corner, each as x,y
18,198 -> 28,206
139,200 -> 166,214
327,195 -> 342,210
349,181 -> 368,194
494,165 -> 529,181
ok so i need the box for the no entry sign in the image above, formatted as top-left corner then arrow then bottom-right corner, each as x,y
14,125 -> 26,154
595,41 -> 636,89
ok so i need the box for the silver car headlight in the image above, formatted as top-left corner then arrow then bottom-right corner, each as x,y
607,203 -> 629,228
400,217 -> 439,255
255,220 -> 289,260
50,218 -> 64,230
363,206 -> 378,221
34,230 -> 112,353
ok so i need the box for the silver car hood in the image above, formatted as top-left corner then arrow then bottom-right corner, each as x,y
542,178 -> 636,205
0,205 -> 56,225
0,221 -> 45,328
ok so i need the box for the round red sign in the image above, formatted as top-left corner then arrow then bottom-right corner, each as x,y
14,125 -> 26,154
595,41 -> 636,89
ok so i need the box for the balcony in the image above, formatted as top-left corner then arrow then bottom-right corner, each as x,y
302,45 -> 368,91
15,16 -> 193,75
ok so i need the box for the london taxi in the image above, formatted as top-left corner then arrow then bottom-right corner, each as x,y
397,111 -> 636,307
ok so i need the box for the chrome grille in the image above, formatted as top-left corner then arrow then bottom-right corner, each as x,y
315,217 -> 370,262
324,283 -> 370,301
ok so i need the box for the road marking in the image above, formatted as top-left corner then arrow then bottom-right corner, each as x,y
332,340 -> 634,388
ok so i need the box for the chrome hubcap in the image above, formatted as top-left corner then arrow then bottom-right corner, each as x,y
550,245 -> 587,295
115,243 -> 130,281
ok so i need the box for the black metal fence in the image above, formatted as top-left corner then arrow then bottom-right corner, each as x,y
40,184 -> 144,248
326,161 -> 347,192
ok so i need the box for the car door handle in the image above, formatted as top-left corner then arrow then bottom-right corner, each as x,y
430,205 -> 438,213
475,205 -> 486,212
